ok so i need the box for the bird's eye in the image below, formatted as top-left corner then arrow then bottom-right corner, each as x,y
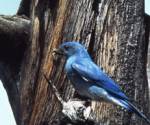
64,45 -> 70,50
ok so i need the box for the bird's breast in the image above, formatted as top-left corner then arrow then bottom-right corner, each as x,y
67,72 -> 92,98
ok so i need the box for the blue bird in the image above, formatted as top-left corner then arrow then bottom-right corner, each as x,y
54,41 -> 150,124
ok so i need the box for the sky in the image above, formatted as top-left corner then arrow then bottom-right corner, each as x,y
0,0 -> 149,125
0,0 -> 21,15
0,83 -> 17,125
145,0 -> 150,15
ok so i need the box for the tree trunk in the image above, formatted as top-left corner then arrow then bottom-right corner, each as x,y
0,0 -> 149,125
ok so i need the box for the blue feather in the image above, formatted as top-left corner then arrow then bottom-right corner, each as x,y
72,60 -> 129,101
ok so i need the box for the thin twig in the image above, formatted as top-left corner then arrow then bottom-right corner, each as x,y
43,74 -> 65,104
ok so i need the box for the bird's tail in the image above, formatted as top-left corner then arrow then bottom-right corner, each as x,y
119,99 -> 150,124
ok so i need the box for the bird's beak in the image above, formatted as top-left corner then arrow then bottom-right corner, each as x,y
52,48 -> 64,55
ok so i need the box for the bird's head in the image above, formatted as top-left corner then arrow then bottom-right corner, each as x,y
53,42 -> 90,58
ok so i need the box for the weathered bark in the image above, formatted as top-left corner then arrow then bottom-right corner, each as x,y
0,15 -> 30,125
0,0 -> 149,125
17,0 -> 31,17
0,15 -> 30,62
92,1 -> 150,125
145,14 -> 150,102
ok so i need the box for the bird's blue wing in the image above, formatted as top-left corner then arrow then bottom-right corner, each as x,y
72,60 -> 129,101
